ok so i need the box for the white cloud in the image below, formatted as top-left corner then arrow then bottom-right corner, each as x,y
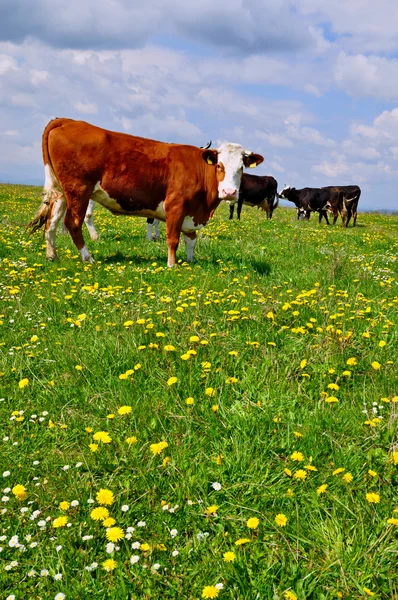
334,52 -> 398,101
74,101 -> 98,114
0,53 -> 17,75
30,69 -> 48,85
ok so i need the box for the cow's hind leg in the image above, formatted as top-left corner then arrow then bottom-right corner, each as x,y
229,204 -> 234,220
84,200 -> 99,241
153,219 -> 160,240
146,218 -> 154,241
45,193 -> 67,260
63,185 -> 94,263
184,232 -> 196,263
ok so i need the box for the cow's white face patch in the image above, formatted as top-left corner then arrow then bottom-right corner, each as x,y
217,143 -> 248,202
279,185 -> 291,198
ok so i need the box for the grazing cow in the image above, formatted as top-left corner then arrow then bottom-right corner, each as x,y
322,185 -> 361,227
229,174 -> 278,220
278,186 -> 335,224
27,119 -> 263,266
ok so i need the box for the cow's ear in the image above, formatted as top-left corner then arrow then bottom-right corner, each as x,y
244,153 -> 264,168
202,150 -> 218,166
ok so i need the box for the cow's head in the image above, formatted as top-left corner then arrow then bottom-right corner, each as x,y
278,185 -> 293,200
202,143 -> 263,203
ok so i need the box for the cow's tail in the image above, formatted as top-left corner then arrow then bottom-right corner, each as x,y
26,119 -> 68,234
344,190 -> 361,208
273,191 -> 279,209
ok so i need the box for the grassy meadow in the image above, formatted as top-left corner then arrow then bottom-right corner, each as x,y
0,183 -> 397,600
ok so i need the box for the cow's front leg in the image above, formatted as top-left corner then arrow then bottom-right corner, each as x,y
184,232 -> 196,262
153,219 -> 160,240
229,204 -> 234,220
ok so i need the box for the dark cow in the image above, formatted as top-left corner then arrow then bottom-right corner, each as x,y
322,185 -> 361,227
27,119 -> 263,266
229,174 -> 278,220
279,185 -> 360,226
278,186 -> 336,224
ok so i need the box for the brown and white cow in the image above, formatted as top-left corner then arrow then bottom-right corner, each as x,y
28,119 -> 263,266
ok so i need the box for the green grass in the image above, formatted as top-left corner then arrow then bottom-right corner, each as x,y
0,183 -> 397,600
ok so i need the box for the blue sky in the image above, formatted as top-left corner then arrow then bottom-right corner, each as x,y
1,0 -> 398,210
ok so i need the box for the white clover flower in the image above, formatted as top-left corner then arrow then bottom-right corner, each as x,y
211,482 -> 222,491
75,462 -> 82,468
152,563 -> 160,570
28,569 -> 36,577
126,526 -> 135,533
6,595 -> 16,600
9,536 -> 19,547
215,583 -> 224,590
54,594 -> 65,600
42,411 -> 48,416
0,535 -> 6,541
62,465 -> 70,471
170,529 -> 178,538
137,521 -> 146,527
82,535 -> 93,541
130,555 -> 140,565
3,488 -> 10,494
125,533 -> 132,540
2,471 -> 10,477
40,569 -> 49,576
5,564 -> 12,571
131,541 -> 141,549
121,505 -> 129,512
162,504 -> 169,511
20,507 -> 29,513
25,534 -> 32,541
2,496 -> 9,502
70,500 -> 79,507
33,461 -> 40,466
90,562 -> 98,569
54,573 -> 62,580
87,498 -> 95,504
106,542 -> 115,554
10,560 -> 18,567
37,520 -> 46,528
56,545 -> 62,552
172,550 -> 179,557
30,542 -> 38,548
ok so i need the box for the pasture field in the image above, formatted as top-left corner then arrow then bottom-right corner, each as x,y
0,183 -> 397,600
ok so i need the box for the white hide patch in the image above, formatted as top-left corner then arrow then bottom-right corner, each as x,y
182,216 -> 205,233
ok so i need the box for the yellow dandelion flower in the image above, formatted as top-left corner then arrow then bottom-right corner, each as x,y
387,518 -> 398,526
53,516 -> 68,528
284,592 -> 297,600
150,441 -> 168,455
379,340 -> 386,347
206,504 -> 219,516
368,470 -> 378,477
342,370 -> 351,377
126,436 -> 138,444
275,513 -> 288,527
185,397 -> 194,405
117,405 -> 132,415
290,451 -> 304,462
140,543 -> 150,551
304,465 -> 317,471
167,377 -> 178,386
106,527 -> 124,542
164,345 -> 176,351
325,396 -> 339,403
190,336 -> 200,343
90,507 -> 109,521
59,501 -> 70,510
284,468 -> 292,477
223,551 -> 236,562
333,468 -> 345,475
317,484 -> 328,495
102,558 -> 117,571
205,387 -> 216,397
294,431 -> 303,438
211,404 -> 219,412
18,378 -> 29,389
287,488 -> 294,497
75,365 -> 83,371
366,492 -> 380,504
89,443 -> 99,452
327,383 -> 339,390
371,361 -> 381,370
215,454 -> 224,465
12,484 -> 27,500
246,517 -> 260,529
162,456 -> 170,467
85,427 -> 93,433
102,517 -> 116,527
93,431 -> 112,444
300,359 -> 307,369
392,451 -> 398,465
96,489 -> 114,506
293,469 -> 307,480
346,358 -> 357,366
235,538 -> 250,545
202,586 -> 219,599
363,588 -> 374,597
30,335 -> 38,342
342,473 -> 353,483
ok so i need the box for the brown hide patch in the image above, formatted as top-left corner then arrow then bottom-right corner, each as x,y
216,162 -> 225,184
